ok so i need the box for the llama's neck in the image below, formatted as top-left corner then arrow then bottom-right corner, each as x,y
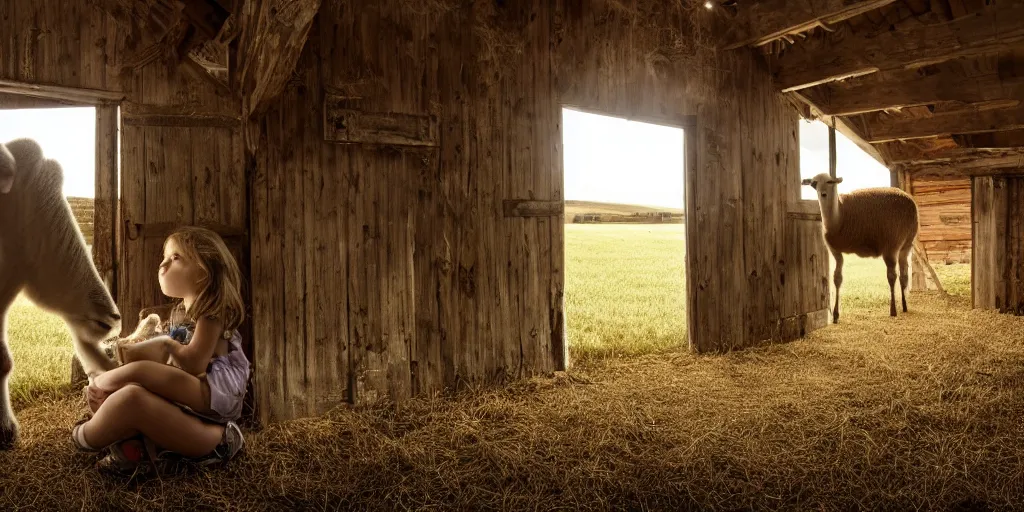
818,192 -> 842,233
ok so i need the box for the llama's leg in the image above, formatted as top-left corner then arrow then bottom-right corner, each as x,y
899,246 -> 912,313
0,334 -> 17,450
832,251 -> 844,324
885,254 -> 898,317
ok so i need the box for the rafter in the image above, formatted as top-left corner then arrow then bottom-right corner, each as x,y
788,90 -> 885,165
811,70 -> 1024,117
772,2 -> 1024,92
900,151 -> 1024,178
890,147 -> 1024,166
236,0 -> 322,120
862,104 -> 1024,143
720,0 -> 897,50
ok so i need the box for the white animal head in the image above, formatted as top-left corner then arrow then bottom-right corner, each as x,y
802,172 -> 843,200
0,138 -> 121,344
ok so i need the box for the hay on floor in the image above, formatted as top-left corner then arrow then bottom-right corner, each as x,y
3,292 -> 1024,510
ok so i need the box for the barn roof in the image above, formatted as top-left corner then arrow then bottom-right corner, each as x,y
720,0 -> 1024,180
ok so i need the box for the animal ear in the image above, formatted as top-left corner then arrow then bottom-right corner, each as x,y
801,178 -> 812,186
833,177 -> 844,184
0,143 -> 14,194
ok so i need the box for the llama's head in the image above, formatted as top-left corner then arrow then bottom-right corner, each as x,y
802,172 -> 843,201
0,138 -> 121,345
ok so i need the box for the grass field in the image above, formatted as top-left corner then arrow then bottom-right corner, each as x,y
564,223 -> 971,361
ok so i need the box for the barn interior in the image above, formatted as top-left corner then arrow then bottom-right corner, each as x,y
3,0 -> 1024,508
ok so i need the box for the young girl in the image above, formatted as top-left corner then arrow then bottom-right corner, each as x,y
71,226 -> 250,474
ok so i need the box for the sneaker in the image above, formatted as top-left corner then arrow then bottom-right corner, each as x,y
196,421 -> 244,467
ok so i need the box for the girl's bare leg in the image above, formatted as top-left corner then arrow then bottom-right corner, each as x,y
79,384 -> 223,458
89,360 -> 208,412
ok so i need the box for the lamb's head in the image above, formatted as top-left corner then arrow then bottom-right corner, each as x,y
802,172 -> 843,200
0,138 -> 121,349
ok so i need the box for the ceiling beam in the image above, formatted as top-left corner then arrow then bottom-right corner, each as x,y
236,0 -> 322,120
812,70 -> 1024,117
772,2 -> 1024,92
720,0 -> 897,50
788,89 -> 886,166
952,129 -> 1024,149
889,147 -> 1024,165
862,104 -> 1024,143
900,151 -> 1024,178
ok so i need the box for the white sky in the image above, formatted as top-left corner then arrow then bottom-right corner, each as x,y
0,107 -> 96,198
563,108 -> 890,207
0,106 -> 890,203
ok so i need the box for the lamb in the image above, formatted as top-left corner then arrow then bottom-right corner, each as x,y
802,172 -> 920,323
0,138 -> 122,449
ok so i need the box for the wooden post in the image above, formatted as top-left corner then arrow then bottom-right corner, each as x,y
828,120 -> 837,179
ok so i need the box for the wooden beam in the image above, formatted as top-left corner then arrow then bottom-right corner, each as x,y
788,90 -> 886,166
323,95 -> 439,147
815,71 -> 1024,117
864,104 -> 1024,142
900,151 -> 1024,178
237,0 -> 321,120
889,147 -> 1024,166
828,120 -> 837,178
122,113 -> 241,128
180,0 -> 230,40
773,2 -> 1024,91
0,80 -> 124,105
720,0 -> 897,50
503,200 -> 563,218
952,129 -> 1024,149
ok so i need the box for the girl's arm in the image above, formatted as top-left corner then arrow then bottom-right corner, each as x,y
162,316 -> 223,375
117,336 -> 174,364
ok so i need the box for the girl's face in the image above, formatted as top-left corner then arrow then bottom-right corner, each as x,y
158,238 -> 206,299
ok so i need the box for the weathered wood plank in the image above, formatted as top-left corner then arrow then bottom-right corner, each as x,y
817,71 -> 1024,117
123,113 -> 241,128
865,104 -> 1024,143
0,79 -> 123,104
502,200 -> 563,218
93,105 -> 119,298
773,2 -> 1024,91
720,0 -> 897,50
236,0 -> 321,119
324,97 -> 440,147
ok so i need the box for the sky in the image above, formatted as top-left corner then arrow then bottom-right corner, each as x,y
0,105 -> 890,203
563,107 -> 891,207
0,106 -> 97,198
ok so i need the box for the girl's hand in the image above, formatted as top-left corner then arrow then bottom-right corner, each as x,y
85,384 -> 111,412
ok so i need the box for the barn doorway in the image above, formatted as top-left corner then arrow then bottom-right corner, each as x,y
0,103 -> 108,405
798,119 -> 969,306
560,106 -> 689,365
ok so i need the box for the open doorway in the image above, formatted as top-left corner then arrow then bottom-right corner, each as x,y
0,105 -> 99,405
561,107 -> 687,363
799,119 -> 970,308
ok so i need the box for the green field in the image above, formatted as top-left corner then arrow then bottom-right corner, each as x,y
5,224 -> 971,402
564,223 -> 971,361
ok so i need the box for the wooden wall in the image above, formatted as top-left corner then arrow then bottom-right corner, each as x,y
909,176 -> 972,264
557,0 -> 828,351
0,1 -> 252,403
972,176 -> 1024,314
250,0 -> 830,422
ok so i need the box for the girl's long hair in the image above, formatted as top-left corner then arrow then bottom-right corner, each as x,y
165,226 -> 245,333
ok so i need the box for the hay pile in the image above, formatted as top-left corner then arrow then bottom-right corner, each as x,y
4,292 -> 1024,510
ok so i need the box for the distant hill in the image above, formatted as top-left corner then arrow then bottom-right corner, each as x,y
565,200 -> 684,217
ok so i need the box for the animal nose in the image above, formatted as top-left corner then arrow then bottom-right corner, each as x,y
111,313 -> 121,321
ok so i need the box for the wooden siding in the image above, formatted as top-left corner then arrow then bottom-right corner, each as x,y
909,176 -> 972,264
972,176 -> 1024,314
250,0 -> 830,422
